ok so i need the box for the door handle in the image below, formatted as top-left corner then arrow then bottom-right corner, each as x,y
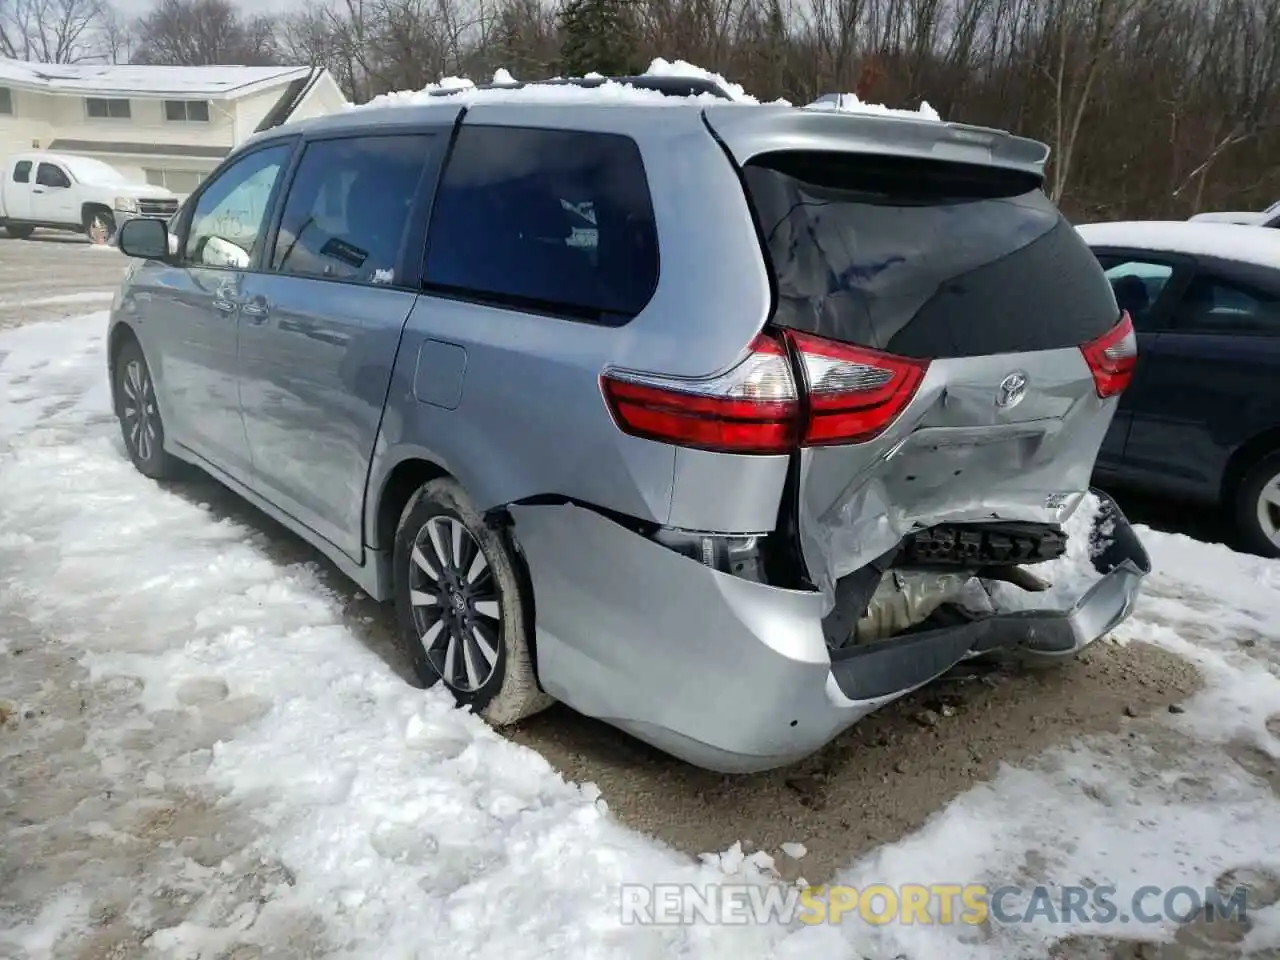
32,188 -> 45,194
241,296 -> 269,319
212,295 -> 238,314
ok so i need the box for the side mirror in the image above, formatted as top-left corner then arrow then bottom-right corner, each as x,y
117,217 -> 170,260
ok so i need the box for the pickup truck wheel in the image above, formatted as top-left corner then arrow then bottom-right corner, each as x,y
85,209 -> 116,245
1236,452 -> 1280,559
4,224 -> 34,239
392,477 -> 553,726
112,338 -> 177,480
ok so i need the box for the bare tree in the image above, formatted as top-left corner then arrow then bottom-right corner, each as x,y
132,0 -> 278,65
0,0 -> 114,62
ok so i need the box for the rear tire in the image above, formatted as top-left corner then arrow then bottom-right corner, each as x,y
112,337 -> 178,480
1235,452 -> 1280,558
4,224 -> 34,239
392,477 -> 553,726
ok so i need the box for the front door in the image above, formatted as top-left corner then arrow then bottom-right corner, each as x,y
238,133 -> 438,558
145,142 -> 294,480
31,162 -> 77,225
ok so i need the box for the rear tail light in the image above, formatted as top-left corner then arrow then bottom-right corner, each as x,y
600,330 -> 929,454
600,333 -> 799,454
1080,311 -> 1137,398
786,330 -> 930,445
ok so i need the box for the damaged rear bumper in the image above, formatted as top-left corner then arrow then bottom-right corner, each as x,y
508,489 -> 1149,774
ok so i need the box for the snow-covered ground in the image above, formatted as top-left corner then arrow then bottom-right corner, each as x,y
2,307 -> 1280,955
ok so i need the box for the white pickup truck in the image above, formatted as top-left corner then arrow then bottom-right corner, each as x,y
0,152 -> 181,244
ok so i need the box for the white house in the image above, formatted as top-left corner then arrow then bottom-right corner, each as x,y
0,58 -> 349,196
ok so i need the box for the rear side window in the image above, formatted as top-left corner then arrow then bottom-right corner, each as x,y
743,152 -> 1120,358
423,125 -> 659,325
12,161 -> 30,184
271,134 -> 435,286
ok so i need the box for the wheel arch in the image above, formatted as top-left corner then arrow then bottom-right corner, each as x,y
107,321 -> 138,381
1220,426 -> 1280,507
376,455 -> 543,691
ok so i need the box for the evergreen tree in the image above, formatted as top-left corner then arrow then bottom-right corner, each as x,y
558,0 -> 638,78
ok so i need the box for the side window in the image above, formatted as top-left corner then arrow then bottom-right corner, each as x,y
184,143 -> 291,269
1102,259 -> 1173,330
1172,274 -> 1280,335
423,125 -> 659,324
12,161 -> 30,184
271,134 -> 433,285
36,163 -> 71,189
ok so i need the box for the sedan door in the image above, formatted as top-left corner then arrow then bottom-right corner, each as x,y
133,141 -> 294,482
237,132 -> 441,559
1118,263 -> 1280,500
1089,250 -> 1187,476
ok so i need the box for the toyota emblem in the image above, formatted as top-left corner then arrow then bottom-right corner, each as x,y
996,372 -> 1028,409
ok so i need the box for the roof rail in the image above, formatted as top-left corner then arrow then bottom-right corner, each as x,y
425,75 -> 736,101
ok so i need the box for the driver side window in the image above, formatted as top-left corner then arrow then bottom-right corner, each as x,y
185,143 -> 291,269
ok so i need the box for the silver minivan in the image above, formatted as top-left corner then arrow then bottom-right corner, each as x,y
107,78 -> 1149,772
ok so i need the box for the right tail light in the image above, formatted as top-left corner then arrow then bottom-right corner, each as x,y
1080,311 -> 1137,398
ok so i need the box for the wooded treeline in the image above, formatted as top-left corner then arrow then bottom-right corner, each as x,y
4,0 -> 1279,219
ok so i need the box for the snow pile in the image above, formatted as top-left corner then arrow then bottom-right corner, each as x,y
806,92 -> 942,122
642,57 -> 766,103
5,306 -> 1280,958
792,529 -> 1280,959
0,313 -> 835,959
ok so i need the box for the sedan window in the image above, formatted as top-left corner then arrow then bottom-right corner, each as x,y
1172,273 -> 1280,335
1102,260 -> 1173,330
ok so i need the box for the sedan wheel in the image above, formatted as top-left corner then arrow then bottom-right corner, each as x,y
392,477 -> 553,725
1237,452 -> 1280,559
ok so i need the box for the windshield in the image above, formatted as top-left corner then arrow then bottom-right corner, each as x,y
61,156 -> 131,186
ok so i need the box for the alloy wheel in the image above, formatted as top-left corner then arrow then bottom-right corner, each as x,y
1255,468 -> 1280,550
121,359 -> 158,462
408,515 -> 502,693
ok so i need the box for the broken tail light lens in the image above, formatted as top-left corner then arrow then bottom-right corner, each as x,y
601,330 -> 930,453
600,333 -> 800,454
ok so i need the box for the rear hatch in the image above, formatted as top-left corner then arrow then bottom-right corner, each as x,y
705,108 -> 1131,596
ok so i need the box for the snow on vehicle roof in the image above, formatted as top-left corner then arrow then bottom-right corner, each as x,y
57,155 -> 131,185
806,91 -> 941,121
1076,220 -> 1280,269
356,58 -> 945,120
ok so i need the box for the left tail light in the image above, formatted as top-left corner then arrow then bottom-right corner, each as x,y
600,329 -> 930,454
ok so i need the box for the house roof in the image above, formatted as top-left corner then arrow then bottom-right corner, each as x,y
0,57 -> 314,100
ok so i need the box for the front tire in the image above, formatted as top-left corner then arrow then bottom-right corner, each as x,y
85,208 -> 116,245
112,337 -> 177,480
392,478 -> 552,726
1236,452 -> 1280,558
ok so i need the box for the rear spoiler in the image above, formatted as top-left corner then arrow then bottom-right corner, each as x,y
702,104 -> 1050,182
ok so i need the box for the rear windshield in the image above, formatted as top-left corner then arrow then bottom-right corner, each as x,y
742,151 -> 1119,358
